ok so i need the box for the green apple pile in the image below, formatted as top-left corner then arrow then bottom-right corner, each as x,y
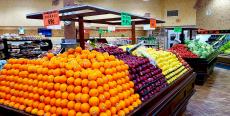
220,41 -> 230,54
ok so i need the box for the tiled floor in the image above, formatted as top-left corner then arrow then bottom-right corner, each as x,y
184,67 -> 230,116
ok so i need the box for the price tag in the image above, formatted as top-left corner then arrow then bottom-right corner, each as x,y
121,12 -> 131,26
98,28 -> 104,34
150,19 -> 156,28
43,10 -> 60,27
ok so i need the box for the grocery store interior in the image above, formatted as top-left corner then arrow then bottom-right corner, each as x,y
0,0 -> 230,115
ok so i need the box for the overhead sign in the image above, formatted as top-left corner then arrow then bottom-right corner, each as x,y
98,28 -> 105,34
121,12 -> 131,26
150,19 -> 156,28
43,10 -> 60,27
174,27 -> 182,33
108,26 -> 116,31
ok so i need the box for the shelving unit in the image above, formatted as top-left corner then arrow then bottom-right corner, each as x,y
2,39 -> 52,59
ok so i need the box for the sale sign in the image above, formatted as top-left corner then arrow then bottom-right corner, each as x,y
150,19 -> 156,28
43,10 -> 60,27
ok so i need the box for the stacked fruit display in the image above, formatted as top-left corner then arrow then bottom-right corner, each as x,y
168,44 -> 198,58
220,41 -> 230,54
0,47 -> 142,116
185,39 -> 215,58
95,46 -> 168,101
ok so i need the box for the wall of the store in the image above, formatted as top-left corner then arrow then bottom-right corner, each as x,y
0,0 -> 63,26
162,0 -> 197,26
196,0 -> 230,30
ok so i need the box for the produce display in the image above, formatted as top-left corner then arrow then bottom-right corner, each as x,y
0,60 -> 7,69
185,40 -> 215,58
95,46 -> 168,101
142,48 -> 188,84
0,47 -> 142,116
220,41 -> 230,54
168,44 -> 198,58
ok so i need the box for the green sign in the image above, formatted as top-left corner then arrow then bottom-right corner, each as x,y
174,27 -> 182,33
121,12 -> 131,26
98,28 -> 104,34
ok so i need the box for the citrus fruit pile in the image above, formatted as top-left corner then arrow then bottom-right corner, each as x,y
0,47 -> 141,116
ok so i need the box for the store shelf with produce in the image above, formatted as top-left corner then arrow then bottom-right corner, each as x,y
1,39 -> 52,59
128,70 -> 196,116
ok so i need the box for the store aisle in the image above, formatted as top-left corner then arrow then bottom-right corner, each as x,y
184,67 -> 230,116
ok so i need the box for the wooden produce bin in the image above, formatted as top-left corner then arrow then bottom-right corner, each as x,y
184,52 -> 218,85
217,54 -> 230,66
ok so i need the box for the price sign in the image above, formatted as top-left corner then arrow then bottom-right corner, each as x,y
121,12 -> 131,26
174,27 -> 182,33
150,19 -> 156,28
43,10 -> 60,27
98,28 -> 104,34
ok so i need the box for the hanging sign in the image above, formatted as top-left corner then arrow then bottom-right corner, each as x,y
150,19 -> 156,28
98,28 -> 104,34
108,26 -> 116,32
121,12 -> 131,26
43,10 -> 60,27
174,27 -> 182,33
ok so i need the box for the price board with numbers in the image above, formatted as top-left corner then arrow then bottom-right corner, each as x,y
121,12 -> 131,26
43,10 -> 60,27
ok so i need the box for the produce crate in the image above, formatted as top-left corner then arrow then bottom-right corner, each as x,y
184,51 -> 219,85
0,70 -> 196,116
128,70 -> 196,116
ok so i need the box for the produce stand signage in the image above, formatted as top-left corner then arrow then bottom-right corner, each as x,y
174,27 -> 182,33
150,19 -> 156,28
121,12 -> 131,26
43,10 -> 60,27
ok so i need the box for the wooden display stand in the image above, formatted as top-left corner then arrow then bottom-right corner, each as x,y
0,70 -> 196,116
217,54 -> 230,66
184,52 -> 218,85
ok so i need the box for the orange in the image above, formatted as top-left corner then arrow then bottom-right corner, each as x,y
44,105 -> 51,112
88,81 -> 97,89
103,84 -> 110,91
60,99 -> 68,108
118,110 -> 125,116
89,97 -> 99,106
68,110 -> 76,116
89,89 -> 99,97
96,78 -> 104,86
124,108 -> 129,114
81,103 -> 90,113
37,110 -> 44,116
99,113 -> 107,116
44,89 -> 50,96
31,108 -> 38,115
99,103 -> 107,112
49,90 -> 56,98
67,101 -> 75,109
32,101 -> 39,108
124,99 -> 130,107
56,107 -> 62,115
74,78 -> 82,86
106,110 -> 112,116
88,73 -> 97,81
110,97 -> 118,106
104,92 -> 111,100
110,107 -> 117,115
67,77 -> 75,85
89,106 -> 100,116
75,47 -> 82,53
67,85 -> 75,93
50,98 -> 56,106
38,103 -> 45,110
74,103 -> 81,112
75,93 -> 82,102
105,100 -> 112,109
73,71 -> 81,79
98,94 -> 106,103
50,106 -> 57,114
60,84 -> 67,92
97,86 -> 104,94
62,108 -> 69,116
61,92 -> 69,99
54,83 -> 60,91
80,94 -> 90,103
19,105 -> 26,110
55,91 -> 62,98
73,86 -> 82,94
68,93 -> 75,101
91,62 -> 100,69
80,70 -> 88,79
82,79 -> 89,87
82,87 -> 89,94
109,88 -> 118,97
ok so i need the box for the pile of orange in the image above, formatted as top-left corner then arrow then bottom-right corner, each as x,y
0,47 -> 141,116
